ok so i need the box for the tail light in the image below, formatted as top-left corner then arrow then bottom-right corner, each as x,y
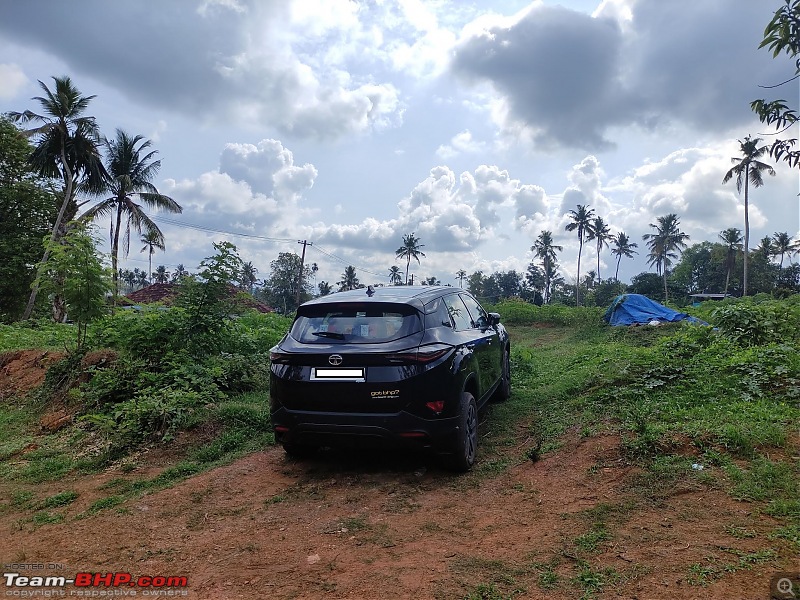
386,344 -> 453,364
269,349 -> 291,364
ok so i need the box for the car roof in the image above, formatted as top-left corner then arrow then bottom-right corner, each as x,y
300,285 -> 465,308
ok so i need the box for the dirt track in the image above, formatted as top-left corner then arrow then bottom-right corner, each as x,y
1,430 -> 789,599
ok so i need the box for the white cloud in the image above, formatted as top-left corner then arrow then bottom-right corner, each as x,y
0,63 -> 26,99
436,129 -> 487,159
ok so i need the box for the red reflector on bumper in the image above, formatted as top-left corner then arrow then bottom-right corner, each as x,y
274,426 -> 289,433
399,432 -> 427,438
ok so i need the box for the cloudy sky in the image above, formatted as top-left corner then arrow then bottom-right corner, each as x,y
1,0 -> 798,291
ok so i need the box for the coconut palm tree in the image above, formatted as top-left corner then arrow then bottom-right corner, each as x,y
610,232 -> 638,281
81,129 -> 182,303
134,268 -> 148,290
587,216 -> 612,283
642,213 -> 690,301
122,269 -> 137,293
719,227 -> 743,295
455,269 -> 467,288
531,230 -> 563,304
395,232 -> 426,285
389,265 -> 403,286
140,229 -> 164,285
241,261 -> 258,293
722,135 -> 776,296
171,264 -> 189,282
564,205 -> 595,306
9,76 -> 107,319
772,232 -> 796,268
153,265 -> 169,284
339,266 -> 360,291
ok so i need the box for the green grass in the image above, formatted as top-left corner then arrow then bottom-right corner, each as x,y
0,321 -> 78,352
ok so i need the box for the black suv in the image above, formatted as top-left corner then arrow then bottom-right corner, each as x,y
269,286 -> 511,470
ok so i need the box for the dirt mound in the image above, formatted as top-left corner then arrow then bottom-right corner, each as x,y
0,349 -> 64,400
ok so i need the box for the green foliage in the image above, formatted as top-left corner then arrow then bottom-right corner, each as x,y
39,222 -> 111,346
0,118 -> 57,322
259,251 -> 312,314
490,299 -> 605,326
176,241 -> 244,355
0,320 -> 77,352
710,300 -> 799,345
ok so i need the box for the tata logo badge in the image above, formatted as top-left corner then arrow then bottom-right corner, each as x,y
328,354 -> 343,366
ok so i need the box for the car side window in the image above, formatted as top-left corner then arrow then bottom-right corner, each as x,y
443,294 -> 472,331
460,294 -> 489,329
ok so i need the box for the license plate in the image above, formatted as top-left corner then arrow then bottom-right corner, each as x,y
311,368 -> 365,381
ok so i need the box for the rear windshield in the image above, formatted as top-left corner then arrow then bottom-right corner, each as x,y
290,302 -> 422,344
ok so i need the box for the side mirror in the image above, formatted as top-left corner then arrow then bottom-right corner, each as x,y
488,312 -> 501,326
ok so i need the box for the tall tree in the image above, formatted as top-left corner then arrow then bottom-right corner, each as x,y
388,265 -> 403,286
263,252 -> 311,314
140,229 -> 164,285
564,205 -> 595,306
610,231 -> 638,281
455,269 -> 467,288
81,129 -> 182,304
339,265 -> 360,291
9,76 -> 107,319
642,213 -> 690,301
722,135 -> 776,296
586,216 -> 612,283
719,227 -> 743,295
395,232 -> 426,285
531,230 -> 562,304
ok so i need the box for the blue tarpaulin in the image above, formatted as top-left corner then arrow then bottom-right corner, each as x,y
603,294 -> 707,326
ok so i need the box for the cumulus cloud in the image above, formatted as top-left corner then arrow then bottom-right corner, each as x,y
312,164 -> 543,253
219,139 -> 317,200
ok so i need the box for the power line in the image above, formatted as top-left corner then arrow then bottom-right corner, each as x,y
152,216 -> 296,244
310,244 -> 387,278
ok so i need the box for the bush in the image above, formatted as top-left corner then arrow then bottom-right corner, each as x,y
710,301 -> 799,345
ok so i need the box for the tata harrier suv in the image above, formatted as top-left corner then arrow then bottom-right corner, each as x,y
269,286 -> 511,471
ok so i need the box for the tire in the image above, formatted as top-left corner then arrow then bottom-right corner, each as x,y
282,443 -> 318,459
491,347 -> 511,402
443,392 -> 478,472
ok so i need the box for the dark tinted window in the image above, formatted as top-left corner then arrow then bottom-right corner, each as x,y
461,294 -> 489,328
290,302 -> 422,343
442,294 -> 472,331
424,297 -> 453,329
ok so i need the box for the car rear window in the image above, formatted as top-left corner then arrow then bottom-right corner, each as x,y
290,302 -> 423,344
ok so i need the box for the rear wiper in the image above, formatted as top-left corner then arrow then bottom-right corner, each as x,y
311,331 -> 345,339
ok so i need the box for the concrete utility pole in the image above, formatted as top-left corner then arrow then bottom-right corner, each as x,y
296,240 -> 312,308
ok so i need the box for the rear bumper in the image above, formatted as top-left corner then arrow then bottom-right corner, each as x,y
271,407 -> 461,453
